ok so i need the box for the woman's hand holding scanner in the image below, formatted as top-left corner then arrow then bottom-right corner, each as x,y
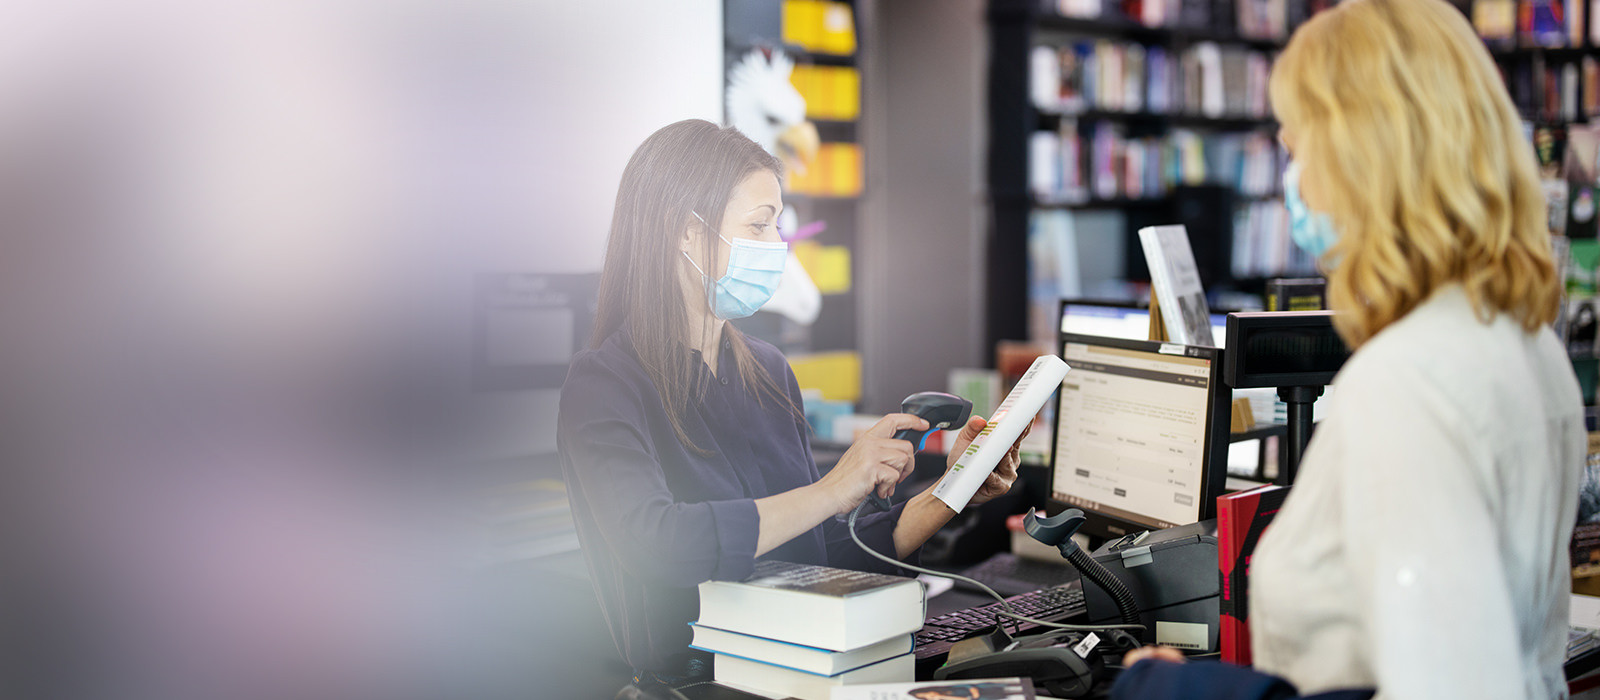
872,392 -> 975,511
817,413 -> 928,517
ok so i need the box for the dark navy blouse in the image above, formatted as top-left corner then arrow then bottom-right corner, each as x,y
557,326 -> 909,673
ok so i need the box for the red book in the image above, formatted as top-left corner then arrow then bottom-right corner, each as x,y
1217,484 -> 1290,666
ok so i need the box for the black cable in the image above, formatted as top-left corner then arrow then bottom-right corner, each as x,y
1066,544 -> 1141,627
846,501 -> 1145,634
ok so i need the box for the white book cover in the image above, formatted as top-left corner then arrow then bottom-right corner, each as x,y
830,678 -> 1036,700
1030,45 -> 1061,111
715,652 -> 913,700
696,561 -> 924,651
1139,225 -> 1214,346
689,624 -> 912,677
934,355 -> 1070,512
1029,131 -> 1061,200
1195,43 -> 1224,118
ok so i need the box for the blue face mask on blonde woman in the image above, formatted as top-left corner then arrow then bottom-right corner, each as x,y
1283,161 -> 1338,260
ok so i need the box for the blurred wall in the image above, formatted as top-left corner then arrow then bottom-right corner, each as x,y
859,0 -> 988,412
466,0 -> 722,460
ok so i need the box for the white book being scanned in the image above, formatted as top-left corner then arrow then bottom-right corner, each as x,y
933,355 -> 1070,512
1139,224 -> 1215,347
696,561 -> 925,652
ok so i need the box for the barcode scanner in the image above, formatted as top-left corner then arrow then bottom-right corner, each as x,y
1025,508 -> 1143,628
863,391 -> 973,512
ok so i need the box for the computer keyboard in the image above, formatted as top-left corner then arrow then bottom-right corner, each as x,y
954,552 -> 1078,597
913,584 -> 1088,668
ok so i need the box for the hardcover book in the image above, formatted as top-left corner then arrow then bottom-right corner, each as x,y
1574,433 -> 1600,579
1217,483 -> 1290,665
689,624 -> 912,677
1139,225 -> 1215,346
696,561 -> 925,651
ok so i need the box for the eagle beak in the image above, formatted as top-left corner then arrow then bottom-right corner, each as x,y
776,121 -> 820,175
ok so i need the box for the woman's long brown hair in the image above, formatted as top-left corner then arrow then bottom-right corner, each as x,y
591,120 -> 803,452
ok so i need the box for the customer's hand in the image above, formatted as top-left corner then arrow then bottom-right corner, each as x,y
816,413 -> 928,516
1123,645 -> 1187,667
945,416 -> 1028,507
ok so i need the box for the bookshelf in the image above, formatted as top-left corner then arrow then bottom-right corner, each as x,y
1036,108 -> 1277,130
724,0 -> 864,361
1467,1 -> 1600,406
1038,14 -> 1288,50
986,0 -> 1322,350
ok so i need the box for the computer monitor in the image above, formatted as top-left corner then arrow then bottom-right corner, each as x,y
1060,300 -> 1230,348
1047,333 -> 1230,539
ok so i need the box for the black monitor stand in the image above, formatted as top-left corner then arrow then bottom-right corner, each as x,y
1277,385 -> 1324,485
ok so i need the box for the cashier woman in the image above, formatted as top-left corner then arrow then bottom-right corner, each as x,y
557,119 -> 1026,686
1114,0 -> 1583,699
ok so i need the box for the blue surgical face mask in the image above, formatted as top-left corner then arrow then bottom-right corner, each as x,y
1284,161 -> 1339,260
682,211 -> 787,320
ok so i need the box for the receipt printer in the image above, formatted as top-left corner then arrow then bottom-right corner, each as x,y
1081,520 -> 1219,653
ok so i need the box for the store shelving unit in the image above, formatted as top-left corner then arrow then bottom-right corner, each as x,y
724,1 -> 863,357
984,0 -> 1308,351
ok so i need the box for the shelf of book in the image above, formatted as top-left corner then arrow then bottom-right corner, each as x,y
1037,14 -> 1287,51
1032,190 -> 1284,210
986,0 -> 1325,352
1492,45 -> 1600,59
726,40 -> 857,68
813,119 -> 858,142
1037,107 -> 1278,131
1033,196 -> 1170,210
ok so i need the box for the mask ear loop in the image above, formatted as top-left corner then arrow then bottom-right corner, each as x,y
682,210 -> 712,276
683,210 -> 720,314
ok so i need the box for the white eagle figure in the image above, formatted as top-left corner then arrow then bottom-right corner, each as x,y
726,48 -> 822,326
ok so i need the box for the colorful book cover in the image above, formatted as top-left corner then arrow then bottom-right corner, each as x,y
1575,433 -> 1600,579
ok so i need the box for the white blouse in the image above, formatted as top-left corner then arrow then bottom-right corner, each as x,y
1250,285 -> 1585,699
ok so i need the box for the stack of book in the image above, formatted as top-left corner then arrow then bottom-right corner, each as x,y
1048,0 -> 1328,39
786,142 -> 862,198
1232,199 -> 1314,279
790,65 -> 861,121
1032,40 -> 1275,120
693,561 -> 924,700
1472,0 -> 1590,49
781,0 -> 856,56
1029,124 -> 1284,204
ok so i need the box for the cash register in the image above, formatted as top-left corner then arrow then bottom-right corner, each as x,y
910,312 -> 1365,693
913,332 -> 1234,688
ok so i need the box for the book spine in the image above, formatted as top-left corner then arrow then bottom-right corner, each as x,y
1217,493 -> 1244,664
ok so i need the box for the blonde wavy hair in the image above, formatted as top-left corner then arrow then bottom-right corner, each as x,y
1269,0 -> 1560,348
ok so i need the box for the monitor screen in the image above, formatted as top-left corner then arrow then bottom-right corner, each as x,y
1050,334 -> 1227,536
1060,302 -> 1229,348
